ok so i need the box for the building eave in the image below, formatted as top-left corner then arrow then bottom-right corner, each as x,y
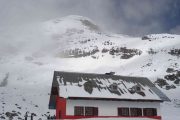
67,96 -> 163,102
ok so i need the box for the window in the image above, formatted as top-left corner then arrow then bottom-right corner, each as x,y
85,107 -> 98,116
85,107 -> 94,116
74,106 -> 84,116
74,106 -> 98,116
118,107 -> 129,116
130,108 -> 142,116
93,107 -> 98,116
143,108 -> 157,116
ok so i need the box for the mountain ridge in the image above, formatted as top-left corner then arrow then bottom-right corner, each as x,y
0,15 -> 180,120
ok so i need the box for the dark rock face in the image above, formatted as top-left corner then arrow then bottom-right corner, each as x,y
155,68 -> 180,90
103,41 -> 113,46
174,79 -> 180,84
164,69 -> 180,82
142,36 -> 150,40
147,48 -> 158,55
0,116 -> 5,119
177,71 -> 180,77
0,73 -> 9,87
154,78 -> 169,88
58,46 -> 142,59
168,49 -> 180,57
165,85 -> 176,90
5,112 -> 18,119
59,47 -> 99,58
109,47 -> 142,59
102,48 -> 109,53
80,19 -> 100,31
164,74 -> 178,81
166,68 -> 175,73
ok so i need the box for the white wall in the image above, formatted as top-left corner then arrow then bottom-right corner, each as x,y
66,99 -> 161,116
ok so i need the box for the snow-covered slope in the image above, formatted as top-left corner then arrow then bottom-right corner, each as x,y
0,15 -> 180,119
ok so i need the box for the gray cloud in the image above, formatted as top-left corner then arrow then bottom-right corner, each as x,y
170,26 -> 180,34
0,0 -> 179,35
0,0 -> 180,56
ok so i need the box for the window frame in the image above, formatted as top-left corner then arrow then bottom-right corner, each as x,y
85,107 -> 98,116
130,108 -> 142,117
74,106 -> 84,116
85,107 -> 94,116
143,108 -> 157,116
118,107 -> 130,116
74,106 -> 98,116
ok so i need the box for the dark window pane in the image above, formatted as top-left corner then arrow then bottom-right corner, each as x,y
130,108 -> 142,116
93,107 -> 98,116
143,108 -> 157,116
74,106 -> 84,116
85,107 -> 98,116
118,108 -> 129,116
85,107 -> 94,116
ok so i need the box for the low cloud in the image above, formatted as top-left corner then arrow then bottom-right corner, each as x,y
0,0 -> 180,36
170,26 -> 180,34
0,0 -> 180,56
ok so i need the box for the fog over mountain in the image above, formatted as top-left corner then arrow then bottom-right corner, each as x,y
1,0 -> 180,35
1,0 -> 180,57
0,0 -> 180,120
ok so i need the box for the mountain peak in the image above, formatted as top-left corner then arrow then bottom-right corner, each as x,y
43,15 -> 100,36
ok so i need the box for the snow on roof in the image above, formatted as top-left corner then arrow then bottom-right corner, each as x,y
52,71 -> 170,101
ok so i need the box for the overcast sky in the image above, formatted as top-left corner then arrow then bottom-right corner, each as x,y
0,0 -> 180,36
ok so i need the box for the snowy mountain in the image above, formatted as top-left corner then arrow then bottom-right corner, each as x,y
0,15 -> 180,120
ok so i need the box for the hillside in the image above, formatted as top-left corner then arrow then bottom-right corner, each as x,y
0,15 -> 180,120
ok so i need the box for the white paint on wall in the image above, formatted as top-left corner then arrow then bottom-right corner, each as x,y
66,99 -> 161,116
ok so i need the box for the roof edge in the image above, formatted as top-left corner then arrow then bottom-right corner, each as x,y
54,71 -> 148,79
67,97 -> 163,102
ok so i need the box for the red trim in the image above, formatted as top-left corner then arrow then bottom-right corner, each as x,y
63,115 -> 161,119
56,97 -> 66,119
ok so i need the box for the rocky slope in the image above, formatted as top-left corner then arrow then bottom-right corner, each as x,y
0,15 -> 180,119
